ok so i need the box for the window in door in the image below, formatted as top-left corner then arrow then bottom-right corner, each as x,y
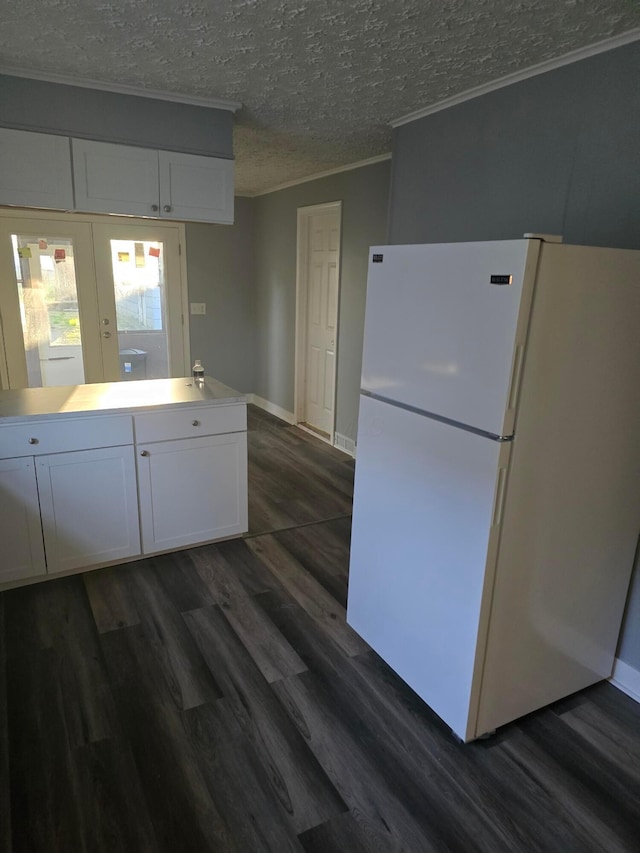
92,222 -> 184,384
109,239 -> 168,381
11,233 -> 86,387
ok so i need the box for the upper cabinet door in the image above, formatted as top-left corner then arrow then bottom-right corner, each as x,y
0,128 -> 73,210
72,139 -> 160,217
158,151 -> 234,224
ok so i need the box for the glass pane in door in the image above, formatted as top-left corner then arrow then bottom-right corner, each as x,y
11,233 -> 86,387
109,239 -> 169,381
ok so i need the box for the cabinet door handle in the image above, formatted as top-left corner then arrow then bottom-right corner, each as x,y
151,204 -> 159,212
192,420 -> 200,427
163,205 -> 172,213
28,437 -> 39,445
102,331 -> 111,338
140,450 -> 149,457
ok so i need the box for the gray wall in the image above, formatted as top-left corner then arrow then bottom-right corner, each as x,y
185,197 -> 256,394
389,43 -> 640,248
387,42 -> 640,669
0,75 -> 233,158
252,160 -> 391,441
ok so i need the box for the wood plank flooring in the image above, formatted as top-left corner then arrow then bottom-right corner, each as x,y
1,404 -> 640,851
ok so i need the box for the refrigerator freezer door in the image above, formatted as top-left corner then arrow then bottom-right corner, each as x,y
361,241 -> 539,437
347,394 -> 509,740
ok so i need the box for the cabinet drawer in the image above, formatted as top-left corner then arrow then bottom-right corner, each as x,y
0,415 -> 133,459
134,404 -> 246,444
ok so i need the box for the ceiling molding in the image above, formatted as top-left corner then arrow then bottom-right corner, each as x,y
241,153 -> 392,198
0,66 -> 242,113
391,28 -> 640,128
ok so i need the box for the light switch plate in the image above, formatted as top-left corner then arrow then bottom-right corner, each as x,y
190,302 -> 206,315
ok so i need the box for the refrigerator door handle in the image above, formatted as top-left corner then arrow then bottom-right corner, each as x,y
492,467 -> 508,527
508,344 -> 525,412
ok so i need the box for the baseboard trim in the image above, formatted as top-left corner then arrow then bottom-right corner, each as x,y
248,394 -> 296,425
334,432 -> 356,458
247,395 -> 357,456
610,657 -> 640,704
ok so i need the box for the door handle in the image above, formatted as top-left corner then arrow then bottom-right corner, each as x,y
163,205 -> 172,213
102,331 -> 111,339
140,450 -> 149,457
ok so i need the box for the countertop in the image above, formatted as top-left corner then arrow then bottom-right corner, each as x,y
0,377 -> 246,423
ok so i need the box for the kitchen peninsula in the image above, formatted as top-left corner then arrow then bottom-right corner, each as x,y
0,377 -> 248,589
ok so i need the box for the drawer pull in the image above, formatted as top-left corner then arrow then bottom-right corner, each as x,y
140,450 -> 149,457
28,437 -> 39,445
192,420 -> 200,427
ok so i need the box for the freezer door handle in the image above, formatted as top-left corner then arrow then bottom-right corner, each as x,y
492,467 -> 508,527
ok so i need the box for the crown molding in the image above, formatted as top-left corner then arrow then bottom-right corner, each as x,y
391,28 -> 640,128
0,66 -> 242,112
241,152 -> 392,198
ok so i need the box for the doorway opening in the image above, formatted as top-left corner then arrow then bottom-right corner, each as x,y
294,202 -> 342,445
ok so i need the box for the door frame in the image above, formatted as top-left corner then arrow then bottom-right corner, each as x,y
294,201 -> 342,445
0,207 -> 191,388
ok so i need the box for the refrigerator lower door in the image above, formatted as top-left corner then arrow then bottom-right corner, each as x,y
347,394 -> 510,741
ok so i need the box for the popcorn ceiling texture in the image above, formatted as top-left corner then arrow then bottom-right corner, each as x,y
0,0 -> 638,194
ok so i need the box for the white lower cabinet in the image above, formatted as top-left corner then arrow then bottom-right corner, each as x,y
0,414 -> 139,583
0,397 -> 248,588
0,457 -> 46,583
137,431 -> 248,554
36,446 -> 141,574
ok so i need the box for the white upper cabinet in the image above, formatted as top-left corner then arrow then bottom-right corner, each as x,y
159,150 -> 234,224
72,138 -> 234,223
0,128 -> 74,210
72,139 -> 160,217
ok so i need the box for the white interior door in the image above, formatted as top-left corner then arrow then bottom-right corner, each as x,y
297,204 -> 341,438
92,222 -> 186,382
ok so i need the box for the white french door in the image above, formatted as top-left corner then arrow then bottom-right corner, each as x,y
92,222 -> 183,383
0,211 -> 188,389
0,218 -> 101,389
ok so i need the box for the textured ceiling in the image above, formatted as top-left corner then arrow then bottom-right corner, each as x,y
0,1 -> 638,194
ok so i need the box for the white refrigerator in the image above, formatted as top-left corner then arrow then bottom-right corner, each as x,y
347,237 -> 640,742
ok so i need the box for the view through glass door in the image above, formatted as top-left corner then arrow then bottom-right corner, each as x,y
0,219 -> 101,389
92,223 -> 184,383
0,213 -> 187,389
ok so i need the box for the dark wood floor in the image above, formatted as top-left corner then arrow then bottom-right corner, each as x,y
1,405 -> 640,852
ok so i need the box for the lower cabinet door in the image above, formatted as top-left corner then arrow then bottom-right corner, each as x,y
137,432 -> 248,554
36,446 -> 141,574
0,457 -> 46,583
